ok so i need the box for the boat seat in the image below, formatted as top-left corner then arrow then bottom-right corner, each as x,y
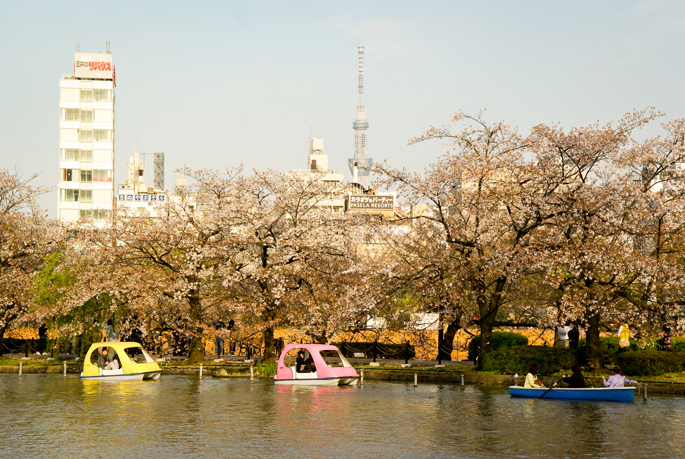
100,368 -> 124,376
294,371 -> 319,379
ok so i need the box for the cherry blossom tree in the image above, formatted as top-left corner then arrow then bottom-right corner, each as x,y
0,169 -> 61,355
224,169 -> 366,361
377,110 -> 658,366
75,167 -> 249,363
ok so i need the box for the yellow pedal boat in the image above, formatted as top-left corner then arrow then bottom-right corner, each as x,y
80,342 -> 162,381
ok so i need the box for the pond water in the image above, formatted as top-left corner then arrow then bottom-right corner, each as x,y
1,374 -> 684,458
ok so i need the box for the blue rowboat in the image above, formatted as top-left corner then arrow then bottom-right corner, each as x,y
509,386 -> 635,402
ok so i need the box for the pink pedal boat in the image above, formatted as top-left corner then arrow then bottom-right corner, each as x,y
274,344 -> 360,386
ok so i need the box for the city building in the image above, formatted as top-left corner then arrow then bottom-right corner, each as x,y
116,149 -> 169,217
290,137 -> 346,212
58,49 -> 115,224
348,46 -> 373,189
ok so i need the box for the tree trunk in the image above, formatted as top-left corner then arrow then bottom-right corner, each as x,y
309,331 -> 328,345
585,311 -> 604,371
476,277 -> 506,369
186,336 -> 205,364
0,325 -> 6,357
477,315 -> 495,369
185,288 -> 205,364
263,326 -> 276,362
436,320 -> 461,361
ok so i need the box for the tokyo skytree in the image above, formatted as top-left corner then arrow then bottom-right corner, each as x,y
348,46 -> 372,189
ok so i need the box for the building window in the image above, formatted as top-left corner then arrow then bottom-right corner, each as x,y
95,209 -> 110,222
80,209 -> 108,221
80,149 -> 92,163
93,89 -> 111,102
60,149 -> 78,161
60,169 -> 77,182
93,129 -> 111,142
80,89 -> 93,102
81,190 -> 92,203
81,208 -> 110,221
93,169 -> 113,182
60,108 -> 80,121
80,130 -> 93,142
80,110 -> 93,123
60,189 -> 79,202
81,169 -> 93,182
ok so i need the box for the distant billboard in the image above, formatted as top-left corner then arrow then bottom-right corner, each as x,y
74,53 -> 114,79
347,194 -> 394,213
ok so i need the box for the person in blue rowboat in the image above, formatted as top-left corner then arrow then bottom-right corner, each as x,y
562,362 -> 585,388
602,366 -> 637,388
524,364 -> 545,387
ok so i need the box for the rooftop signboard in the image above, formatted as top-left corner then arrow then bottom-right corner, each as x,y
346,194 -> 394,213
74,52 -> 114,79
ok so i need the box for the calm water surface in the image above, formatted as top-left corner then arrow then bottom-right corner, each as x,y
1,374 -> 684,458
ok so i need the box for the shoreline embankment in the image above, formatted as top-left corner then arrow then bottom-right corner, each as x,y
3,363 -> 685,396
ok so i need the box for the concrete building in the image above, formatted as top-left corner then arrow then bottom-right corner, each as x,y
290,138 -> 346,212
116,149 -> 169,217
58,50 -> 115,224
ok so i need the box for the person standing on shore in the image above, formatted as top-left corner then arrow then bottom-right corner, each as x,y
214,319 -> 226,357
100,319 -> 117,343
557,322 -> 571,349
37,323 -> 48,355
568,320 -> 580,350
618,320 -> 630,351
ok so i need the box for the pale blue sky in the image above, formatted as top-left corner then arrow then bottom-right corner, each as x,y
1,1 -> 684,216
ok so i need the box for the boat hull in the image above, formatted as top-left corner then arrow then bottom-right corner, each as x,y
143,371 -> 162,380
274,376 -> 359,386
80,372 -> 145,381
509,386 -> 635,402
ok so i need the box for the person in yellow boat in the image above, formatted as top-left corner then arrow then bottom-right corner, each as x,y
97,347 -> 119,370
524,364 -> 545,388
618,320 -> 630,351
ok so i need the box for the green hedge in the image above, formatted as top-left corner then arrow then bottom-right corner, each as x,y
467,332 -> 528,360
615,351 -> 685,376
333,342 -> 415,359
481,345 -> 577,375
671,337 -> 685,352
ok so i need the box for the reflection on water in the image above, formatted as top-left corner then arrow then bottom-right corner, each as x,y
1,375 -> 685,458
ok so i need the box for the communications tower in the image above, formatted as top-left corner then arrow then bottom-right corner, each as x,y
348,46 -> 372,188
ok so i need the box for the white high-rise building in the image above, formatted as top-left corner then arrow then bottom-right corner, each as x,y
58,51 -> 115,224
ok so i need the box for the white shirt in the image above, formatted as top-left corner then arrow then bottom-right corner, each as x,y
557,326 -> 570,341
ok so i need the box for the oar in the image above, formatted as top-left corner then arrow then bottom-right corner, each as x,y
538,377 -> 565,399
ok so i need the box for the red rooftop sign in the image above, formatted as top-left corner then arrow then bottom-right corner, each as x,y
74,52 -> 114,80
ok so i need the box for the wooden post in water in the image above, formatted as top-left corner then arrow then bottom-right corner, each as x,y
63,361 -> 67,377
199,364 -> 203,378
643,383 -> 648,401
360,369 -> 364,386
18,362 -> 22,376
461,374 -> 465,389
414,372 -> 418,388
250,365 -> 254,381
